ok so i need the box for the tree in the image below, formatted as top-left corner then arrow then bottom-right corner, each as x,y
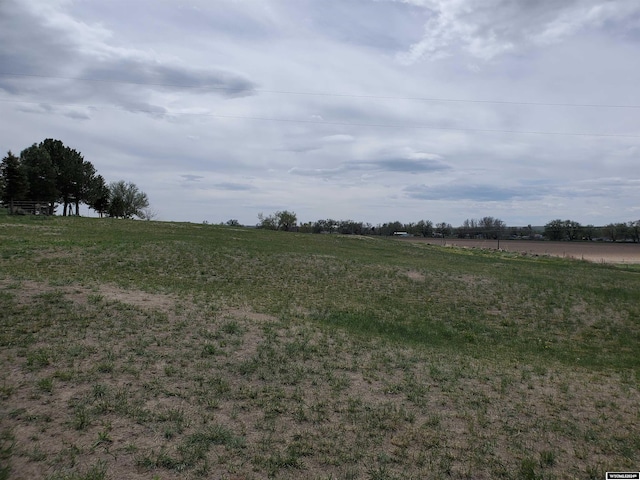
108,180 -> 149,219
544,219 -> 564,241
478,216 -> 505,239
257,212 -> 278,230
604,223 -> 629,242
459,218 -> 475,238
257,211 -> 297,231
312,219 -> 328,234
337,220 -> 364,235
435,222 -> 452,237
20,144 -> 57,206
87,175 -> 110,218
564,220 -> 582,241
276,210 -> 297,231
312,219 -> 338,234
138,207 -> 159,221
226,219 -> 240,226
376,221 -> 404,236
583,224 -> 597,241
41,139 -> 74,215
415,219 -> 434,237
73,159 -> 97,216
629,221 -> 640,243
0,151 -> 29,214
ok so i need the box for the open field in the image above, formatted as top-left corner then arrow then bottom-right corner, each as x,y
404,238 -> 640,265
1,214 -> 639,479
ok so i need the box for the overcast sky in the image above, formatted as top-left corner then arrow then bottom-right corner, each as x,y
1,0 -> 639,226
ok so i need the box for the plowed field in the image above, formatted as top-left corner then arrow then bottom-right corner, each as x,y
405,238 -> 640,264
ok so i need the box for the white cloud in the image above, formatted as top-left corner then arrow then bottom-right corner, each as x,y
392,0 -> 640,63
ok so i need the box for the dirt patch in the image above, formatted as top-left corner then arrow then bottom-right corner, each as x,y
0,280 -> 176,310
97,285 -> 177,311
404,238 -> 640,264
225,306 -> 280,323
405,270 -> 425,281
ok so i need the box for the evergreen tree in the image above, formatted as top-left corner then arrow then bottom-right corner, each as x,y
88,175 -> 110,217
20,144 -> 58,206
0,151 -> 29,214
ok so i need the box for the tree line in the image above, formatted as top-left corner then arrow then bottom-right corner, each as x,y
0,139 -> 150,219
256,213 -> 502,238
255,211 -> 640,243
543,219 -> 640,243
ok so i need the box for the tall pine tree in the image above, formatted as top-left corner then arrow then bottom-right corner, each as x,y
1,151 -> 29,214
20,144 -> 58,207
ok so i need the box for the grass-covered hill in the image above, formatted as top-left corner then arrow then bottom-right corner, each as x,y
1,214 -> 639,479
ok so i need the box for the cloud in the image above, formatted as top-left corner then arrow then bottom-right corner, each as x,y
17,103 -> 54,114
81,60 -> 256,97
531,2 -> 640,45
290,151 -> 449,178
181,175 -> 204,182
16,102 -> 91,120
393,0 -> 640,63
212,182 -> 255,191
0,0 -> 257,112
63,109 -> 91,120
404,177 -> 640,204
321,134 -> 355,143
289,166 -> 348,178
404,183 -> 545,202
374,149 -> 445,172
374,158 -> 447,173
119,101 -> 168,117
281,0 -> 426,51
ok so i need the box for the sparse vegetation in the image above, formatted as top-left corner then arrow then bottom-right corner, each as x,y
0,214 -> 639,478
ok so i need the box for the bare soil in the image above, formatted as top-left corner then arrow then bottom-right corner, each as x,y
404,238 -> 640,264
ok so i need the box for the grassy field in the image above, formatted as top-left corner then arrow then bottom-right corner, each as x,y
1,213 -> 639,479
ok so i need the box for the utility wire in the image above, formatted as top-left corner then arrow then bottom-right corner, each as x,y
1,71 -> 639,109
1,98 -> 638,138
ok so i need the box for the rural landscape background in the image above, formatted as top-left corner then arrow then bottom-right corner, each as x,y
1,2 -> 639,476
1,210 -> 639,479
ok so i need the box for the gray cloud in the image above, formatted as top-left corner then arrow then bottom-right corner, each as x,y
404,183 -> 546,202
0,0 -> 256,111
290,155 -> 449,178
403,177 -> 640,204
63,109 -> 91,120
17,103 -> 54,114
375,158 -> 448,173
81,60 -> 256,97
212,182 -> 255,192
120,101 -> 168,116
181,175 -> 205,182
0,2 -> 76,84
